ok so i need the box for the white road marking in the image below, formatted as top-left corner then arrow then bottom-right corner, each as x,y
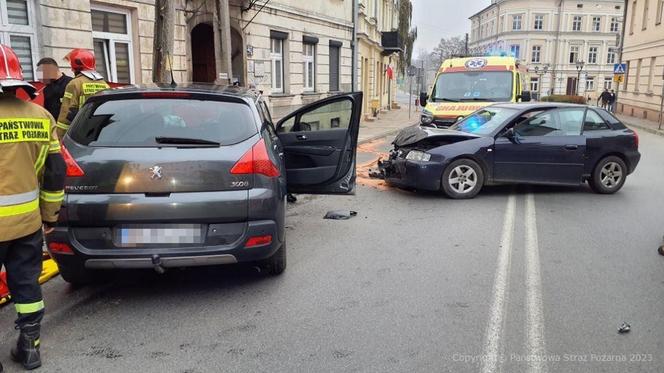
525,193 -> 547,373
480,194 -> 516,373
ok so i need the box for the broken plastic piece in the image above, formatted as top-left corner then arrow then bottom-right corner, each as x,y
324,210 -> 358,220
287,194 -> 297,203
618,322 -> 631,334
368,169 -> 384,179
658,245 -> 664,256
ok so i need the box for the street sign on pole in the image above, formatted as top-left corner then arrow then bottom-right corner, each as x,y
407,65 -> 417,77
613,63 -> 627,74
613,74 -> 624,83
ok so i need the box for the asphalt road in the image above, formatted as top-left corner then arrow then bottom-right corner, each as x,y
1,129 -> 663,372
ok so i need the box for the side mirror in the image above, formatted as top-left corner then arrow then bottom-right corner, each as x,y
519,91 -> 532,102
419,92 -> 428,107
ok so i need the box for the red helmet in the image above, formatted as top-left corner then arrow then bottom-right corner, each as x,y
64,48 -> 96,71
0,44 -> 35,97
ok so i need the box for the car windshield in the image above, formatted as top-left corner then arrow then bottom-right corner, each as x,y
432,71 -> 514,102
69,98 -> 258,147
452,107 -> 518,135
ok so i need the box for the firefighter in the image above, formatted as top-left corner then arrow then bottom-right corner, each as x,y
55,48 -> 109,138
0,44 -> 66,371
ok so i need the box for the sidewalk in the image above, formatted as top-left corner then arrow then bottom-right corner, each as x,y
359,106 -> 420,144
616,113 -> 664,137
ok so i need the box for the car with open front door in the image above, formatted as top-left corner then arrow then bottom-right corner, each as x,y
45,85 -> 362,284
375,103 -> 640,199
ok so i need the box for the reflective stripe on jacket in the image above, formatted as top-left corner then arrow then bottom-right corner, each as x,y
56,73 -> 109,139
0,94 -> 66,241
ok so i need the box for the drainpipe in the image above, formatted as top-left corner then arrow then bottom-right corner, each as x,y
351,0 -> 358,92
614,0 -> 628,113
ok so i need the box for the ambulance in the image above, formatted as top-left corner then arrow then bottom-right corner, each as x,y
419,56 -> 531,128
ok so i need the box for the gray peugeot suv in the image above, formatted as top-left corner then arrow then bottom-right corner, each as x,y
46,85 -> 362,284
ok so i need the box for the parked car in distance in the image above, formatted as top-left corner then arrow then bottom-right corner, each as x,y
47,84 -> 362,284
377,103 -> 640,199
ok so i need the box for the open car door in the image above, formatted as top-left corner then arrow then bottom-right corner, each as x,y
276,92 -> 362,194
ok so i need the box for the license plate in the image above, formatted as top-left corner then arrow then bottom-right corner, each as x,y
114,224 -> 203,246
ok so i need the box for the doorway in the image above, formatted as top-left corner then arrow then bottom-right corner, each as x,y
191,23 -> 216,82
566,77 -> 578,95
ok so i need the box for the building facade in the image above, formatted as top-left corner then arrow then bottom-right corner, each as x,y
469,0 -> 623,101
356,0 -> 401,119
4,0 -> 367,119
617,0 -> 664,122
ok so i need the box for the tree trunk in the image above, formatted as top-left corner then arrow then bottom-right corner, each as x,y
152,0 -> 176,84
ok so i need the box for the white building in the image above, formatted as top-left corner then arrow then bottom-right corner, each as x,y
469,0 -> 624,100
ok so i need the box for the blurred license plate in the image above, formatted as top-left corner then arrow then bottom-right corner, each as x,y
115,225 -> 203,246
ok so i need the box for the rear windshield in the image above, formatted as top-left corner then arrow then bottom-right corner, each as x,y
69,98 -> 257,146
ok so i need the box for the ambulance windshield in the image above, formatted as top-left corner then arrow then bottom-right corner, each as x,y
432,71 -> 513,102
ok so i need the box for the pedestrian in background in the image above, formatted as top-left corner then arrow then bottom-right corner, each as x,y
608,90 -> 616,112
36,58 -> 72,120
0,44 -> 66,371
598,89 -> 611,109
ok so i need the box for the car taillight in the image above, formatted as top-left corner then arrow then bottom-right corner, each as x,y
633,131 -> 639,148
48,242 -> 73,255
230,138 -> 280,177
244,235 -> 272,248
61,145 -> 84,177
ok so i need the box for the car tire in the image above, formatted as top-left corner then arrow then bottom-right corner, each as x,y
58,263 -> 98,286
589,156 -> 627,194
258,240 -> 287,276
441,158 -> 484,199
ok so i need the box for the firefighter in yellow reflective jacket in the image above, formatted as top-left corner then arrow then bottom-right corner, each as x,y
55,48 -> 109,138
0,45 -> 66,372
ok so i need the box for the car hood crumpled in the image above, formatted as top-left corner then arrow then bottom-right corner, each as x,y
392,126 -> 481,147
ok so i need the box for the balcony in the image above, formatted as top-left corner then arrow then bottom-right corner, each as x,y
381,31 -> 403,55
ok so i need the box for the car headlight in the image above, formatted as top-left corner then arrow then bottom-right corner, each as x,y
405,150 -> 432,162
421,109 -> 434,125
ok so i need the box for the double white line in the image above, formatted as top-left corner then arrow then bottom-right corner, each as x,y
480,193 -> 547,373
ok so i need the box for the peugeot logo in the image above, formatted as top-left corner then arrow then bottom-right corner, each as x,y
149,166 -> 163,180
465,58 -> 488,69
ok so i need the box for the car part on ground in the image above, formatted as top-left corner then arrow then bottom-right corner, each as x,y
323,210 -> 358,220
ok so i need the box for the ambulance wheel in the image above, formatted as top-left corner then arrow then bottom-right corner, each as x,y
58,263 -> 98,286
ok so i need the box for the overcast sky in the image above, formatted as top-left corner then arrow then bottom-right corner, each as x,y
412,0 -> 490,57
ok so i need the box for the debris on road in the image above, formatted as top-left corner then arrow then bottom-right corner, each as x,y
618,322 -> 631,334
287,193 -> 297,203
368,167 -> 384,179
324,210 -> 358,220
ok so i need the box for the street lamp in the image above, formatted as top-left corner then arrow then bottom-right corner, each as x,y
533,64 -> 549,100
575,60 -> 585,96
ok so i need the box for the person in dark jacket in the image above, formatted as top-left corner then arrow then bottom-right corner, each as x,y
608,90 -> 616,112
36,58 -> 72,120
598,89 -> 611,109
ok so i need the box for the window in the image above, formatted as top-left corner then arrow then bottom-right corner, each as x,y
607,47 -> 617,64
530,77 -> 540,92
510,44 -> 520,59
303,43 -> 316,92
514,109 -> 584,137
592,16 -> 601,31
0,0 -> 36,80
647,57 -> 656,92
585,76 -> 595,91
630,0 -> 637,34
534,15 -> 544,30
91,8 -> 134,83
572,15 -> 582,31
604,77 -> 613,90
270,37 -> 284,93
635,58 -> 642,91
588,46 -> 598,64
531,46 -> 541,63
583,110 -> 610,131
569,45 -> 580,63
643,0 -> 649,29
279,98 -> 352,133
658,0 -> 664,24
610,17 -> 620,32
329,41 -> 341,92
512,14 -> 522,30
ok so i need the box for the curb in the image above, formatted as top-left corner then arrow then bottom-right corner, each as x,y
625,121 -> 664,137
358,121 -> 419,145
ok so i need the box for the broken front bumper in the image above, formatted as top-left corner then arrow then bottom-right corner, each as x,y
374,152 -> 445,191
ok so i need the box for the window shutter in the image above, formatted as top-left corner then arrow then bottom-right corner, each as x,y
329,44 -> 340,92
91,10 -> 128,34
10,35 -> 33,80
6,0 -> 29,25
114,42 -> 130,83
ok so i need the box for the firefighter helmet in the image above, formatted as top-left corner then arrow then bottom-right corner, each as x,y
64,49 -> 96,72
0,44 -> 36,97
